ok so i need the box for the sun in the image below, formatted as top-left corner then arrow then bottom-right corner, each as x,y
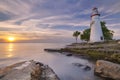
7,37 -> 15,42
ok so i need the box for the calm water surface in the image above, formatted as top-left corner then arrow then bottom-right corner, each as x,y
0,43 -> 103,80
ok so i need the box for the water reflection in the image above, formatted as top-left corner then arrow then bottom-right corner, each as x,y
6,53 -> 13,58
6,43 -> 14,58
8,43 -> 14,52
0,43 -> 103,80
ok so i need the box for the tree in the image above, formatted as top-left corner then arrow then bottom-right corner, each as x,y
81,28 -> 90,41
73,31 -> 80,43
80,21 -> 114,41
101,21 -> 114,40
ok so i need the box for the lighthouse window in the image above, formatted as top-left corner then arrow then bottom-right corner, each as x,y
100,36 -> 103,40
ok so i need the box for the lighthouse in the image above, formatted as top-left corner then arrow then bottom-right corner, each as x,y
90,7 -> 104,42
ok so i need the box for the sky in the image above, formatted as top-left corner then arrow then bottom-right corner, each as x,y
0,0 -> 120,43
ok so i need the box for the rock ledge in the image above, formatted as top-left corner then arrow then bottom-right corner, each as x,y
0,60 -> 59,80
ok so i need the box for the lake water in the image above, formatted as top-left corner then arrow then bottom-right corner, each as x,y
0,43 -> 103,80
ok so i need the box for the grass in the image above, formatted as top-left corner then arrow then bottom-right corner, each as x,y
61,48 -> 120,64
109,53 -> 120,64
61,40 -> 120,64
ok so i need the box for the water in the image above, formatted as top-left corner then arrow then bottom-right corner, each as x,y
0,43 -> 102,80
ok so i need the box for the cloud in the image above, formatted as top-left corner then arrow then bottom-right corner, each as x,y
0,0 -> 120,42
0,0 -> 32,15
106,23 -> 120,39
20,14 -> 90,31
0,12 -> 11,21
113,28 -> 120,39
0,30 -> 74,43
100,1 -> 120,19
0,21 -> 26,31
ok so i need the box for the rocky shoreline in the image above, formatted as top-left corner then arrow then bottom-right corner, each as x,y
1,41 -> 119,80
45,41 -> 120,63
44,41 -> 120,80
0,60 -> 59,80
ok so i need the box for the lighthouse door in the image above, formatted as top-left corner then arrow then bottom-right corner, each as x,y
100,36 -> 103,40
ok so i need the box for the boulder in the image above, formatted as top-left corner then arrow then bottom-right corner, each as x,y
95,60 -> 120,80
0,60 -> 59,80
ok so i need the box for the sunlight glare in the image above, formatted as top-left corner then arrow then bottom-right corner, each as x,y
7,36 -> 15,42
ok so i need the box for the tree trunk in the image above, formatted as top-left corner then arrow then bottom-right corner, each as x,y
76,37 -> 77,43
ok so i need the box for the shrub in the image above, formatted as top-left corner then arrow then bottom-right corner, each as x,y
110,53 -> 120,63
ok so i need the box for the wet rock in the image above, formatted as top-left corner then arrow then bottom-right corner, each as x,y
72,63 -> 91,71
41,65 -> 60,80
83,65 -> 91,71
72,63 -> 84,67
66,54 -> 72,56
95,60 -> 120,80
0,60 -> 59,80
31,63 -> 42,80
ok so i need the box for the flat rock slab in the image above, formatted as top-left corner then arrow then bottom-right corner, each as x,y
95,60 -> 120,80
0,60 -> 59,80
44,49 -> 61,52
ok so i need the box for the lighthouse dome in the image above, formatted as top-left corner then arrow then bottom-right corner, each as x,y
91,7 -> 100,17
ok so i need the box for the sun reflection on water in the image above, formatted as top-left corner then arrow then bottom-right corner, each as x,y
6,43 -> 14,58
6,53 -> 13,58
8,43 -> 13,51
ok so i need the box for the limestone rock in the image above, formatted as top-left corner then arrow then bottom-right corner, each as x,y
95,60 -> 120,80
0,60 -> 59,80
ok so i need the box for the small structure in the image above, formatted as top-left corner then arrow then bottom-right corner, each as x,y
90,7 -> 104,42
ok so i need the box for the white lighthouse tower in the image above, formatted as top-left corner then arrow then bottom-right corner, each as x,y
90,7 -> 104,42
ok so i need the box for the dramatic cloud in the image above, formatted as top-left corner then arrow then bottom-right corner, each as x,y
0,0 -> 120,42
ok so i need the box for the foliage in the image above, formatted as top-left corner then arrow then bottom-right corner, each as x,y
81,29 -> 90,41
110,53 -> 120,63
87,50 -> 107,60
101,21 -> 114,40
73,31 -> 80,43
80,21 -> 114,41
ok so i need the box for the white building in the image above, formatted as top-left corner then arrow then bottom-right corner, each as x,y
90,7 -> 104,42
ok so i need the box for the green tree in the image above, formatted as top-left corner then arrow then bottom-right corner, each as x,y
101,21 -> 114,40
81,29 -> 90,41
73,31 -> 80,43
80,21 -> 114,41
